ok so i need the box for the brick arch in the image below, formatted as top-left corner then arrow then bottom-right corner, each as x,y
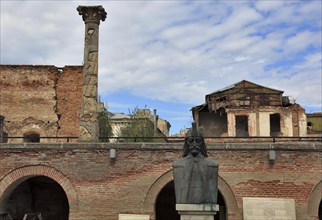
143,170 -> 173,219
307,180 -> 322,219
20,124 -> 47,139
143,170 -> 240,220
0,165 -> 79,215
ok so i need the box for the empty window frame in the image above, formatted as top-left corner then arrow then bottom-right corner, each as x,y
270,113 -> 281,136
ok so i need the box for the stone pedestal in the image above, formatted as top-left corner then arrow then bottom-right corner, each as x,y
118,214 -> 150,220
176,204 -> 219,220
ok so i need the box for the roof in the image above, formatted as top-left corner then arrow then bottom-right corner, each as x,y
206,80 -> 284,96
307,112 -> 322,117
109,112 -> 131,120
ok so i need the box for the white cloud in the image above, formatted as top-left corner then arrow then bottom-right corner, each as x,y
1,1 -> 321,132
255,1 -> 285,11
286,31 -> 321,52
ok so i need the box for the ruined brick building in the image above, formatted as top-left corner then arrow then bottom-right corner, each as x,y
192,80 -> 307,138
0,5 -> 321,220
0,65 -> 83,143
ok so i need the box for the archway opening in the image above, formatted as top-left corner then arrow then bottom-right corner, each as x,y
155,181 -> 226,220
4,176 -> 69,220
23,132 -> 40,143
155,181 -> 179,220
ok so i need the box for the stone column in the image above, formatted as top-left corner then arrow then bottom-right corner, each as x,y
77,5 -> 106,141
0,115 -> 4,143
176,204 -> 219,220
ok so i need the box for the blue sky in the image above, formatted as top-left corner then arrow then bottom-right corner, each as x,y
1,0 -> 321,135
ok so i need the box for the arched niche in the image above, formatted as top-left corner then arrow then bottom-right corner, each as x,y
307,180 -> 322,219
0,165 -> 79,219
143,170 -> 240,220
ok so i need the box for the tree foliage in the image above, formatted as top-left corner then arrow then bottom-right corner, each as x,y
118,107 -> 163,142
98,110 -> 112,142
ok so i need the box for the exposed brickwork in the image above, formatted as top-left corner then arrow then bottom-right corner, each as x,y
0,142 -> 321,220
0,65 -> 83,142
56,66 -> 83,139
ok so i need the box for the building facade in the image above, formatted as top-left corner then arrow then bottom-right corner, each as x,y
192,80 -> 307,138
108,109 -> 171,140
307,113 -> 322,137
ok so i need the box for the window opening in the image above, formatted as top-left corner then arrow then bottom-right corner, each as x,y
270,114 -> 281,137
235,115 -> 249,137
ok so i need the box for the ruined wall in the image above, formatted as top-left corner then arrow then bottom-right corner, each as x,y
0,65 -> 83,142
0,142 -> 320,220
225,105 -> 306,137
56,66 -> 83,139
199,111 -> 227,137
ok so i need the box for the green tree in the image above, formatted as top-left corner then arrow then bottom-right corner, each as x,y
98,110 -> 112,142
118,107 -> 164,142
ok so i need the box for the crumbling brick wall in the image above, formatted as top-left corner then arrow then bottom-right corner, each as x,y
56,66 -> 83,140
0,65 -> 83,142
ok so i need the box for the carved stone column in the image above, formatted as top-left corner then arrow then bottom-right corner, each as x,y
77,5 -> 106,141
0,115 -> 4,143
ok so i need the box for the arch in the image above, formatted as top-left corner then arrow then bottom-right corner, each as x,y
6,117 -> 56,143
143,170 -> 173,219
23,131 -> 40,143
307,180 -> 322,219
0,165 -> 79,215
143,170 -> 240,220
155,181 -> 179,220
20,125 -> 46,143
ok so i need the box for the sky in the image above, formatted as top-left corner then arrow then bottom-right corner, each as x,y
1,0 -> 321,135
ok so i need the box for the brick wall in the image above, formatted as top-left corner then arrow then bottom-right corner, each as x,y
56,66 -> 83,139
0,65 -> 83,142
0,142 -> 321,220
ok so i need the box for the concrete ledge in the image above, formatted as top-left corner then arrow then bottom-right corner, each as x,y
118,214 -> 149,220
0,142 -> 321,152
176,204 -> 219,212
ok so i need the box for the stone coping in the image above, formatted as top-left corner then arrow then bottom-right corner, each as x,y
0,142 -> 321,151
176,204 -> 219,212
118,214 -> 150,220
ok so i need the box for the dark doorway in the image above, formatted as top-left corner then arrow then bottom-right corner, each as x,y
155,181 -> 226,220
155,181 -> 179,220
5,176 -> 69,220
270,113 -> 281,137
23,132 -> 40,143
235,115 -> 249,137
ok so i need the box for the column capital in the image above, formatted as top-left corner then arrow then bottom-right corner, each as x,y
77,5 -> 107,24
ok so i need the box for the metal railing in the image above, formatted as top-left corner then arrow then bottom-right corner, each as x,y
1,136 -> 321,143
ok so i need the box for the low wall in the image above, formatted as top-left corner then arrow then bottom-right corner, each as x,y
0,142 -> 321,220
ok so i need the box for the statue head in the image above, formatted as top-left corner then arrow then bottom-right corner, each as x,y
183,123 -> 208,157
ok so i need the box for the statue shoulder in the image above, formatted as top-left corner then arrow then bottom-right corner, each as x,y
205,158 -> 218,167
173,157 -> 186,168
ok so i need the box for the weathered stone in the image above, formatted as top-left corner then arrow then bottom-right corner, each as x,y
176,204 -> 219,220
243,197 -> 296,220
83,98 -> 98,114
79,126 -> 92,140
118,214 -> 150,220
77,6 -> 106,142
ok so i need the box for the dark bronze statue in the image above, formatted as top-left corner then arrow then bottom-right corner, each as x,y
173,123 -> 218,204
